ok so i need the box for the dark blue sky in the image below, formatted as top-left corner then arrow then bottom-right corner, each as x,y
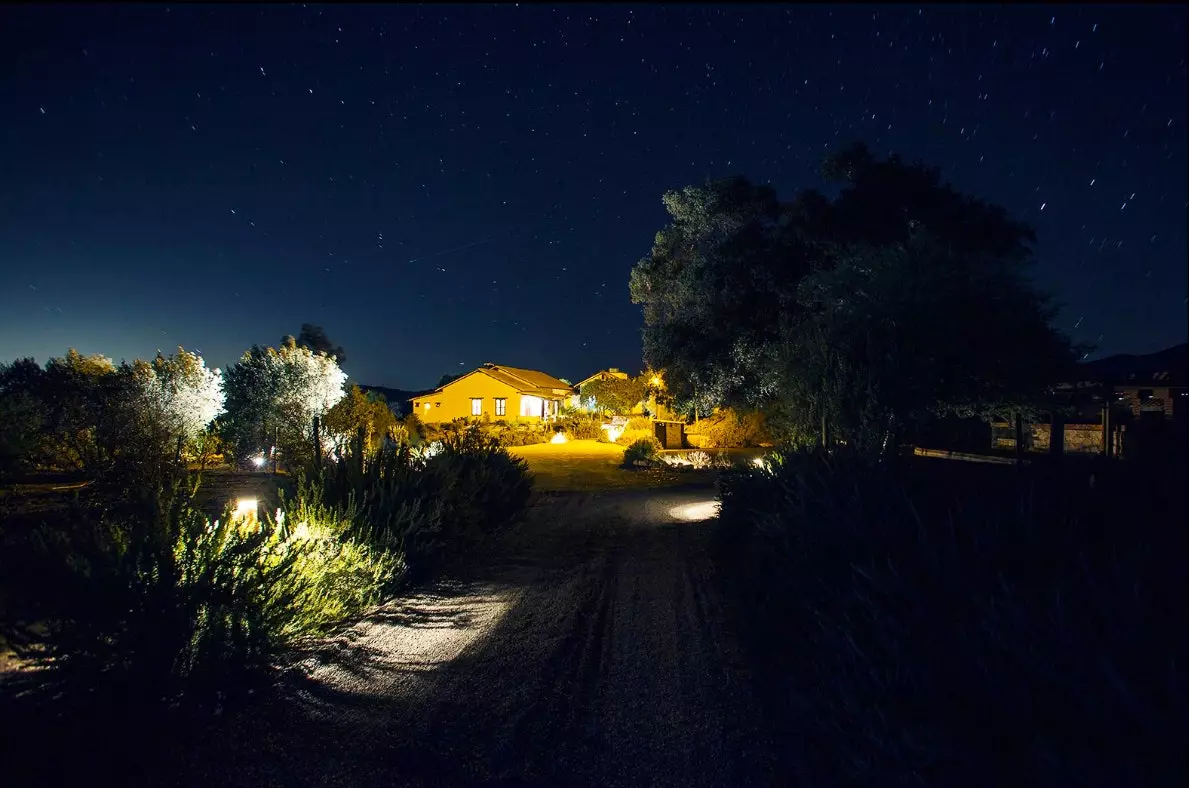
2,4 -> 1185,390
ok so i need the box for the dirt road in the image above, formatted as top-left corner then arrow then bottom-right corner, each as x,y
168,484 -> 781,787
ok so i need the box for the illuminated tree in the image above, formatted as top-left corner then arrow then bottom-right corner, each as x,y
222,337 -> 347,464
580,374 -> 648,415
130,347 -> 224,444
322,385 -> 400,455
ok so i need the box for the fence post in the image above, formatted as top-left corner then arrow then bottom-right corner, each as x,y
1013,411 -> 1024,465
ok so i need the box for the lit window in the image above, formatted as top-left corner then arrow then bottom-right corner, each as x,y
422,402 -> 431,411
471,398 -> 483,416
495,397 -> 507,416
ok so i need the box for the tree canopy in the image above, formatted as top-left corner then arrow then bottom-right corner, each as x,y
222,337 -> 348,463
294,323 -> 346,365
580,374 -> 649,416
630,143 -> 1079,452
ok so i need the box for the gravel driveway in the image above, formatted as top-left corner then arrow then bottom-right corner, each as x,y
166,484 -> 779,787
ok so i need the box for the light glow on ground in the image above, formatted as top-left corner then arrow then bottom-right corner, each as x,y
668,499 -> 721,522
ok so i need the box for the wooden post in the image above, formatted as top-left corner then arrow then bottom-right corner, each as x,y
1013,411 -> 1024,465
1102,401 -> 1113,458
1050,411 -> 1065,458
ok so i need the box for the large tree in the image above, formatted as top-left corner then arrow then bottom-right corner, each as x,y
631,144 -> 1078,451
580,374 -> 648,416
294,323 -> 346,365
222,337 -> 347,464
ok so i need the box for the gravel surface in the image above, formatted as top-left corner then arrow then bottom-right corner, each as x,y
169,484 -> 780,787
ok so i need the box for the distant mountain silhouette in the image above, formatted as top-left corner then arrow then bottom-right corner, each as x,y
358,384 -> 433,416
1079,342 -> 1188,385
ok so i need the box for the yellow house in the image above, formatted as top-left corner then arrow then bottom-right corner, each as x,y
411,363 -> 573,423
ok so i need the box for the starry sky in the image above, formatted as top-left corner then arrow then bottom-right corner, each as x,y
2,4 -> 1185,390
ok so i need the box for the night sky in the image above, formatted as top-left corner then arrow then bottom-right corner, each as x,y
2,4 -> 1185,390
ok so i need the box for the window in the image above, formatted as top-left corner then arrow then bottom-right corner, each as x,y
435,401 -> 441,408
495,397 -> 507,416
471,398 -> 483,416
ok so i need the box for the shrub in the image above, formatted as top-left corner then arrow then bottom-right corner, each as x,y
692,408 -> 772,448
625,416 -> 653,432
558,413 -> 603,441
615,428 -> 654,446
685,450 -> 713,469
716,450 -> 1187,787
312,426 -> 532,578
622,437 -> 661,467
0,479 -> 397,711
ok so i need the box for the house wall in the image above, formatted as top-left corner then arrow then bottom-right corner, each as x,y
411,372 -> 523,423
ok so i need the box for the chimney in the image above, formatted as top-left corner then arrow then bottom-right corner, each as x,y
608,367 -> 619,373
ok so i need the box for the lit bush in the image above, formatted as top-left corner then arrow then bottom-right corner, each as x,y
686,450 -> 713,469
615,428 -> 654,446
622,436 -> 662,467
716,449 -> 1188,787
1,481 -> 397,710
312,426 -> 532,579
558,413 -> 603,441
691,408 -> 772,448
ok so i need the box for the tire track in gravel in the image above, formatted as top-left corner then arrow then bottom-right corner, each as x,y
166,485 -> 779,788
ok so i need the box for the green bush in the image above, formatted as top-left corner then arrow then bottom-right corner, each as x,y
1,480 -> 397,710
716,449 -> 1187,787
622,436 -> 661,466
312,426 -> 532,578
693,408 -> 772,448
558,413 -> 603,441
614,427 -> 653,446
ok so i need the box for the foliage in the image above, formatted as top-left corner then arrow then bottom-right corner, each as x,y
689,408 -> 772,448
221,337 -> 347,466
614,428 -> 654,447
716,450 -> 1187,787
1,478 -> 396,710
630,144 -> 1079,454
624,416 -> 653,431
474,419 -> 551,447
580,374 -> 648,415
1,350 -> 119,472
557,412 -> 603,440
323,384 -> 400,455
129,347 -> 225,447
311,426 -> 532,578
294,323 -> 346,365
622,436 -> 661,466
0,384 -> 45,480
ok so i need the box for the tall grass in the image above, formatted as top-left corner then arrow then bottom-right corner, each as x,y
716,449 -> 1187,787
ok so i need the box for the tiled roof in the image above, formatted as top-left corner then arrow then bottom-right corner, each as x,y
483,364 -> 572,393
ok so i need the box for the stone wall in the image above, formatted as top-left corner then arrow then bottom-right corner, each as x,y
1027,423 -> 1103,454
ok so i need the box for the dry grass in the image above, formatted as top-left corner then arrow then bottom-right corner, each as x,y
508,439 -> 707,491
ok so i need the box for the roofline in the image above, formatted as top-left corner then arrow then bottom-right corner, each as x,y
574,369 -> 632,389
415,365 -> 567,397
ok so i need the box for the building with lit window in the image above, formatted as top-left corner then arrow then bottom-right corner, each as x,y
409,363 -> 572,423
